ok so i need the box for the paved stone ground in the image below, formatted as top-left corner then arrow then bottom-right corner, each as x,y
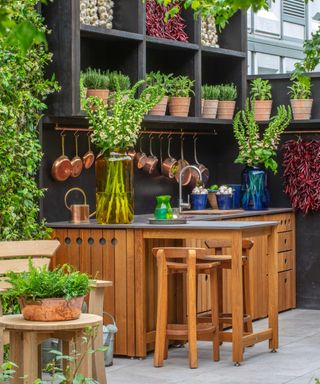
106,309 -> 320,384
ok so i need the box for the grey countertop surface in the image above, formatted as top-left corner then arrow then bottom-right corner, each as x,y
48,207 -> 292,230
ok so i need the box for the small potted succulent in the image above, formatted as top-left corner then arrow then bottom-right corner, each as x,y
146,71 -> 173,116
191,185 -> 208,210
250,78 -> 272,121
168,75 -> 195,117
288,74 -> 313,120
82,67 -> 110,103
216,185 -> 233,210
5,262 -> 90,322
202,84 -> 220,119
207,184 -> 219,209
217,83 -> 238,120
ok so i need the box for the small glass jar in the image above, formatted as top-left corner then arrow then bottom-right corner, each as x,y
154,195 -> 173,220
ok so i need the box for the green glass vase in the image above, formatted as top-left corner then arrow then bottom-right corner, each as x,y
154,195 -> 173,220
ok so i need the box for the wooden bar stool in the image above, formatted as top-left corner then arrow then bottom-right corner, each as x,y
153,247 -> 220,369
201,239 -> 254,336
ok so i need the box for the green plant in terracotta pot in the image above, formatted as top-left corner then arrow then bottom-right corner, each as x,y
82,67 -> 110,104
5,262 -> 90,322
168,75 -> 195,117
84,80 -> 164,224
146,71 -> 173,116
217,83 -> 237,119
202,84 -> 220,118
288,74 -> 313,120
250,78 -> 272,121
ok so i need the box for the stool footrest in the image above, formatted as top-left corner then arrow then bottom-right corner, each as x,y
197,312 -> 251,324
167,323 -> 216,338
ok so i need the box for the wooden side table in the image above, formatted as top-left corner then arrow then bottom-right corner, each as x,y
0,314 -> 104,384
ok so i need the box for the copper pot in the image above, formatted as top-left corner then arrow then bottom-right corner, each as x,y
175,136 -> 191,186
83,134 -> 95,169
135,136 -> 147,169
71,133 -> 83,178
190,136 -> 209,188
143,136 -> 158,174
64,187 -> 95,223
161,137 -> 178,178
51,133 -> 73,182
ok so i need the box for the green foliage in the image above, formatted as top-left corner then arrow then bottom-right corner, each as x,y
295,27 -> 320,74
250,78 -> 272,101
167,75 -> 195,97
288,74 -> 312,100
208,184 -> 219,190
0,0 -> 59,241
5,261 -> 90,301
202,84 -> 220,100
108,70 -> 131,91
146,71 -> 173,95
84,80 -> 164,152
218,83 -> 237,101
82,68 -> 109,89
233,99 -> 291,174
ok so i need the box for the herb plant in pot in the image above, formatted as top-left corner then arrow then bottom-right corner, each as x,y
202,84 -> 220,119
82,68 -> 110,104
108,70 -> 131,107
168,75 -> 195,117
250,78 -> 272,121
5,263 -> 90,322
217,83 -> 237,119
288,74 -> 313,120
146,71 -> 173,116
191,185 -> 208,210
216,185 -> 233,210
84,80 -> 164,224
233,100 -> 291,210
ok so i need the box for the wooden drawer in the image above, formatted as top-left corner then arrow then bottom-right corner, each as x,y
278,231 -> 293,252
278,250 -> 294,272
278,270 -> 293,312
267,213 -> 294,232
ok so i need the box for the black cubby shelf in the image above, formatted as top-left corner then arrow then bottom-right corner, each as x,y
201,46 -> 246,59
146,36 -> 199,51
80,24 -> 144,42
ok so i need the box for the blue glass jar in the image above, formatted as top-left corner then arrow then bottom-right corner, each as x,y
241,166 -> 269,210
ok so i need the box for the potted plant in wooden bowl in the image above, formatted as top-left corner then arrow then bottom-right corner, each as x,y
146,71 -> 173,116
5,262 -> 90,322
202,84 -> 220,119
217,83 -> 238,120
250,78 -> 272,121
288,74 -> 313,120
82,68 -> 110,104
168,75 -> 195,117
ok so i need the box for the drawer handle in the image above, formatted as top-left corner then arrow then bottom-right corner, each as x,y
284,239 -> 287,244
284,278 -> 288,284
285,258 -> 288,264
284,220 -> 287,224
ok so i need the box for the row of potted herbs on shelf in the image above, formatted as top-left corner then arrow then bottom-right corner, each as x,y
81,68 -> 238,119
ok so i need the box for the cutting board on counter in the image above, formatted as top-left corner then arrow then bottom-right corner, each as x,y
181,209 -> 244,215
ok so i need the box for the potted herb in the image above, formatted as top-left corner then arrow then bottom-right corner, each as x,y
168,75 -> 195,117
216,185 -> 233,210
250,78 -> 272,121
233,100 -> 291,210
146,71 -> 173,116
288,74 -> 313,120
108,70 -> 131,106
202,84 -> 220,119
191,185 -> 208,210
217,83 -> 238,120
82,67 -> 110,104
5,262 -> 90,322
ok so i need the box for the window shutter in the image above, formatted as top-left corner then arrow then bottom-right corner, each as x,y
283,0 -> 305,20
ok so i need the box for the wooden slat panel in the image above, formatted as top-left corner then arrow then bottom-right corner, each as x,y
0,258 -> 50,274
278,232 -> 293,253
68,229 -> 80,270
90,230 -> 103,279
79,229 -> 92,276
278,250 -> 293,272
278,270 -> 293,312
52,229 -> 68,268
102,230 -> 115,324
0,240 -> 60,258
126,230 -> 135,357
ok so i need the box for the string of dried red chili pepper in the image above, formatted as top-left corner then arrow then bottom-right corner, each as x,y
282,140 -> 320,214
146,0 -> 189,42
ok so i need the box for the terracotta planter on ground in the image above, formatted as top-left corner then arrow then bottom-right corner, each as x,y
169,96 -> 191,117
202,99 -> 219,119
254,100 -> 273,121
86,88 -> 109,104
217,100 -> 236,120
20,296 -> 85,322
290,99 -> 313,120
149,96 -> 168,116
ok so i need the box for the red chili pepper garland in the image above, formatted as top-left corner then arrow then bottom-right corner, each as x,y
146,0 -> 189,42
282,140 -> 320,214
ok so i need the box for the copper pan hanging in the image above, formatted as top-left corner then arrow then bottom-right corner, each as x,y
51,133 -> 73,182
71,132 -> 83,178
83,133 -> 95,169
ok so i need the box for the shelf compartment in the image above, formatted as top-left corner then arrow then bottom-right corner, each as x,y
80,24 -> 144,42
146,36 -> 199,51
201,46 -> 246,59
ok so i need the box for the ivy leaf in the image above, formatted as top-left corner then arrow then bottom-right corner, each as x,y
6,21 -> 47,54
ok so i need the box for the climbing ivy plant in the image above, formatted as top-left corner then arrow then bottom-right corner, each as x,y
0,0 -> 59,240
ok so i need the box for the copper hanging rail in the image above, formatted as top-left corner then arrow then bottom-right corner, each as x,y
54,125 -> 92,133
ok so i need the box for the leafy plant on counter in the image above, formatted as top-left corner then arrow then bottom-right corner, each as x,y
82,67 -> 109,89
218,83 -> 237,101
288,74 -> 312,100
167,75 -> 195,97
146,71 -> 174,95
108,70 -> 131,92
202,84 -> 220,100
0,0 -> 59,241
250,78 -> 272,101
233,99 -> 291,174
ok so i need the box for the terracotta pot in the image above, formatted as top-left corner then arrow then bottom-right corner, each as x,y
149,96 -> 168,116
290,99 -> 313,120
86,89 -> 109,104
169,96 -> 191,117
20,296 -> 85,322
208,191 -> 218,209
254,100 -> 273,121
217,100 -> 236,120
202,99 -> 219,119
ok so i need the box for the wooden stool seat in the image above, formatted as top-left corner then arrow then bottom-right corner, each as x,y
167,323 -> 216,338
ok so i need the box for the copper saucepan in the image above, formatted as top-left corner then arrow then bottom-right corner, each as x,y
143,135 -> 158,174
71,133 -> 83,178
190,136 -> 209,188
161,136 -> 178,178
135,136 -> 147,169
51,133 -> 73,182
175,136 -> 191,186
83,133 -> 95,169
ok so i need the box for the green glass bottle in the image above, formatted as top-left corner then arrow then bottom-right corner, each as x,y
154,195 -> 173,220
